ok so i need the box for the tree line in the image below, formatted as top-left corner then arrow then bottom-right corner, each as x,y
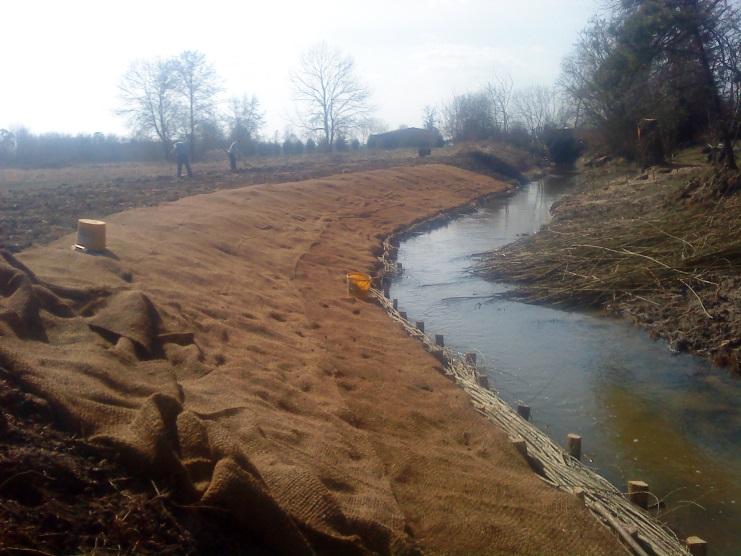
115,50 -> 265,161
434,1 -> 740,168
433,73 -> 569,157
0,129 -> 167,167
117,44 -> 378,161
559,0 -> 740,169
1,44 -> 378,168
3,3 -> 739,170
0,128 -> 330,168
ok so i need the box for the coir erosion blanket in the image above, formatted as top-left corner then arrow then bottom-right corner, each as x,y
0,165 -> 624,554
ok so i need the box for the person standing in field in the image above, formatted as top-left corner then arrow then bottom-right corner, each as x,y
170,140 -> 193,178
226,140 -> 240,171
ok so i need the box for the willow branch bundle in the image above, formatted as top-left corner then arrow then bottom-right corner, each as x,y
372,285 -> 687,555
373,183 -> 735,553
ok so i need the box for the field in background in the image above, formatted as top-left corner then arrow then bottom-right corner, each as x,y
0,144 -> 537,253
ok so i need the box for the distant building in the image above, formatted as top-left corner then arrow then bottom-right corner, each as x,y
367,127 -> 443,149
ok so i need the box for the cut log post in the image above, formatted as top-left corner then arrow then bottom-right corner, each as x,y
628,480 -> 650,509
399,311 -> 407,321
383,283 -> 390,298
517,403 -> 531,420
686,536 -> 707,556
434,334 -> 444,347
510,437 -> 527,457
573,487 -> 585,502
567,433 -> 582,461
476,374 -> 489,389
464,352 -> 477,366
392,299 -> 398,310
415,320 -> 425,332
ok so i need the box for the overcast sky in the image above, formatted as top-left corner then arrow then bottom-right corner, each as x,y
3,0 -> 602,139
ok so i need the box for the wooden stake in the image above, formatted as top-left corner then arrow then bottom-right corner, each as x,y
399,311 -> 407,321
383,283 -> 390,298
415,320 -> 425,332
517,403 -> 531,420
510,437 -> 527,457
464,352 -> 477,366
686,536 -> 707,556
573,487 -> 585,502
567,433 -> 582,461
476,374 -> 489,389
628,480 -> 650,509
434,333 -> 444,347
392,299 -> 398,310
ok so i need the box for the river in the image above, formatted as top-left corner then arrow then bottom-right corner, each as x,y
390,176 -> 741,554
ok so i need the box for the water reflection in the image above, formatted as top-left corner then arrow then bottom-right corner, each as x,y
391,176 -> 741,553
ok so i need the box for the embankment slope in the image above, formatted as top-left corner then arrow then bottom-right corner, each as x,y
1,164 -> 624,554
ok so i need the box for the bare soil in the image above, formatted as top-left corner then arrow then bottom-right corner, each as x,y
0,147 -> 528,254
0,374 -> 252,555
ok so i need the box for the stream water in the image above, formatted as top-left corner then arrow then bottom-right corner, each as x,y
390,176 -> 740,554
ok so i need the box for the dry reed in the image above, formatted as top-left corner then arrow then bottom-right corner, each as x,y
474,170 -> 741,310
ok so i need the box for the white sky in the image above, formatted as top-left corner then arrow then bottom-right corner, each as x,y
2,0 -> 602,139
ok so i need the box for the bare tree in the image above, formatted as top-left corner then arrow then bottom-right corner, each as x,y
512,85 -> 560,144
290,42 -> 374,147
422,105 -> 438,131
223,94 -> 265,155
440,91 -> 497,142
357,117 -> 388,144
558,17 -> 618,129
485,71 -> 514,133
116,57 -> 184,157
176,51 -> 222,160
440,94 -> 463,142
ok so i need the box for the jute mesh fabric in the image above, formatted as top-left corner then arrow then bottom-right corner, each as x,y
1,166 -> 625,554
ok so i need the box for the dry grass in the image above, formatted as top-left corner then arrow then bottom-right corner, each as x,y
475,165 -> 741,307
474,160 -> 741,369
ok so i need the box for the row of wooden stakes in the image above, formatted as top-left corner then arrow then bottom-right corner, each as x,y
391,304 -> 709,556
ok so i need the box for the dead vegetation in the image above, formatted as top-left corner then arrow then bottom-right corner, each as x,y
474,160 -> 741,371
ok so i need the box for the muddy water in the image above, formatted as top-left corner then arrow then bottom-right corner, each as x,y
391,176 -> 741,554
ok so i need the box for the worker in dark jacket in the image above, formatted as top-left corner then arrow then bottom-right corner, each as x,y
170,140 -> 193,178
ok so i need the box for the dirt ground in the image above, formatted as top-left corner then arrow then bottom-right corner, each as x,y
0,148 -> 527,254
0,160 -> 627,554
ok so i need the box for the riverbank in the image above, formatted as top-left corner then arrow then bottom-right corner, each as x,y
476,158 -> 741,373
391,175 -> 739,553
0,165 -> 628,554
